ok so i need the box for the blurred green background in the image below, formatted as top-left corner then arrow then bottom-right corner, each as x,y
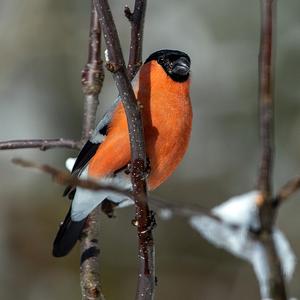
0,0 -> 300,299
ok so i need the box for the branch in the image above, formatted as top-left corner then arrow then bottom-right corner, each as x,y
0,138 -> 80,151
81,3 -> 104,142
79,2 -> 105,300
125,0 -> 147,80
80,206 -> 105,300
274,176 -> 300,204
257,1 -> 287,299
151,197 -> 223,223
93,1 -> 155,299
11,157 -> 216,222
257,0 -> 274,205
10,156 -> 228,228
12,158 -> 131,197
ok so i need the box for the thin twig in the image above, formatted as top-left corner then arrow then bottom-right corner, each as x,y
274,176 -> 300,204
80,206 -> 105,300
81,3 -> 104,142
151,197 -> 219,221
150,197 -> 248,233
258,0 -> 274,205
11,157 -> 221,223
257,1 -> 287,299
0,138 -> 80,151
125,0 -> 147,80
259,233 -> 287,300
79,2 -> 105,300
258,0 -> 275,223
93,1 -> 154,299
12,158 -> 130,197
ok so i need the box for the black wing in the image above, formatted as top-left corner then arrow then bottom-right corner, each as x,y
63,140 -> 101,198
70,124 -> 108,176
63,129 -> 108,198
63,97 -> 121,199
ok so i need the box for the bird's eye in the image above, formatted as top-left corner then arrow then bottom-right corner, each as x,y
158,57 -> 164,65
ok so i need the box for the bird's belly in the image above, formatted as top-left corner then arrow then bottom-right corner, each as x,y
145,109 -> 192,190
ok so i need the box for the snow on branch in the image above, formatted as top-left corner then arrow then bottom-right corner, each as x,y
189,191 -> 296,299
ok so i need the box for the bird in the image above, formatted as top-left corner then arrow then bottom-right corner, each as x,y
53,49 -> 193,257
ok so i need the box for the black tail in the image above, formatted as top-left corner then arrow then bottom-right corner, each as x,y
52,208 -> 87,257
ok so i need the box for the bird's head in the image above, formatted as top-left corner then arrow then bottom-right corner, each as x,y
144,49 -> 191,83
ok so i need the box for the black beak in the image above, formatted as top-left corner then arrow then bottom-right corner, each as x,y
172,57 -> 190,76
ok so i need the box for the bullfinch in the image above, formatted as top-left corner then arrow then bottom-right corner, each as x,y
53,49 -> 192,257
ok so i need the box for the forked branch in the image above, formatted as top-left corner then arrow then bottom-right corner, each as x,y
93,0 -> 155,299
125,0 -> 147,80
257,1 -> 287,299
274,176 -> 300,204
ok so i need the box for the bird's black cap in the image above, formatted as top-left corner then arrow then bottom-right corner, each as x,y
144,49 -> 191,82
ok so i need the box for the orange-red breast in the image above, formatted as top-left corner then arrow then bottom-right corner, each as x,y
53,49 -> 192,257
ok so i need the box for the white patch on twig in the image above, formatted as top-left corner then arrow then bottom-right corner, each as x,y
273,230 -> 297,281
212,191 -> 260,228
